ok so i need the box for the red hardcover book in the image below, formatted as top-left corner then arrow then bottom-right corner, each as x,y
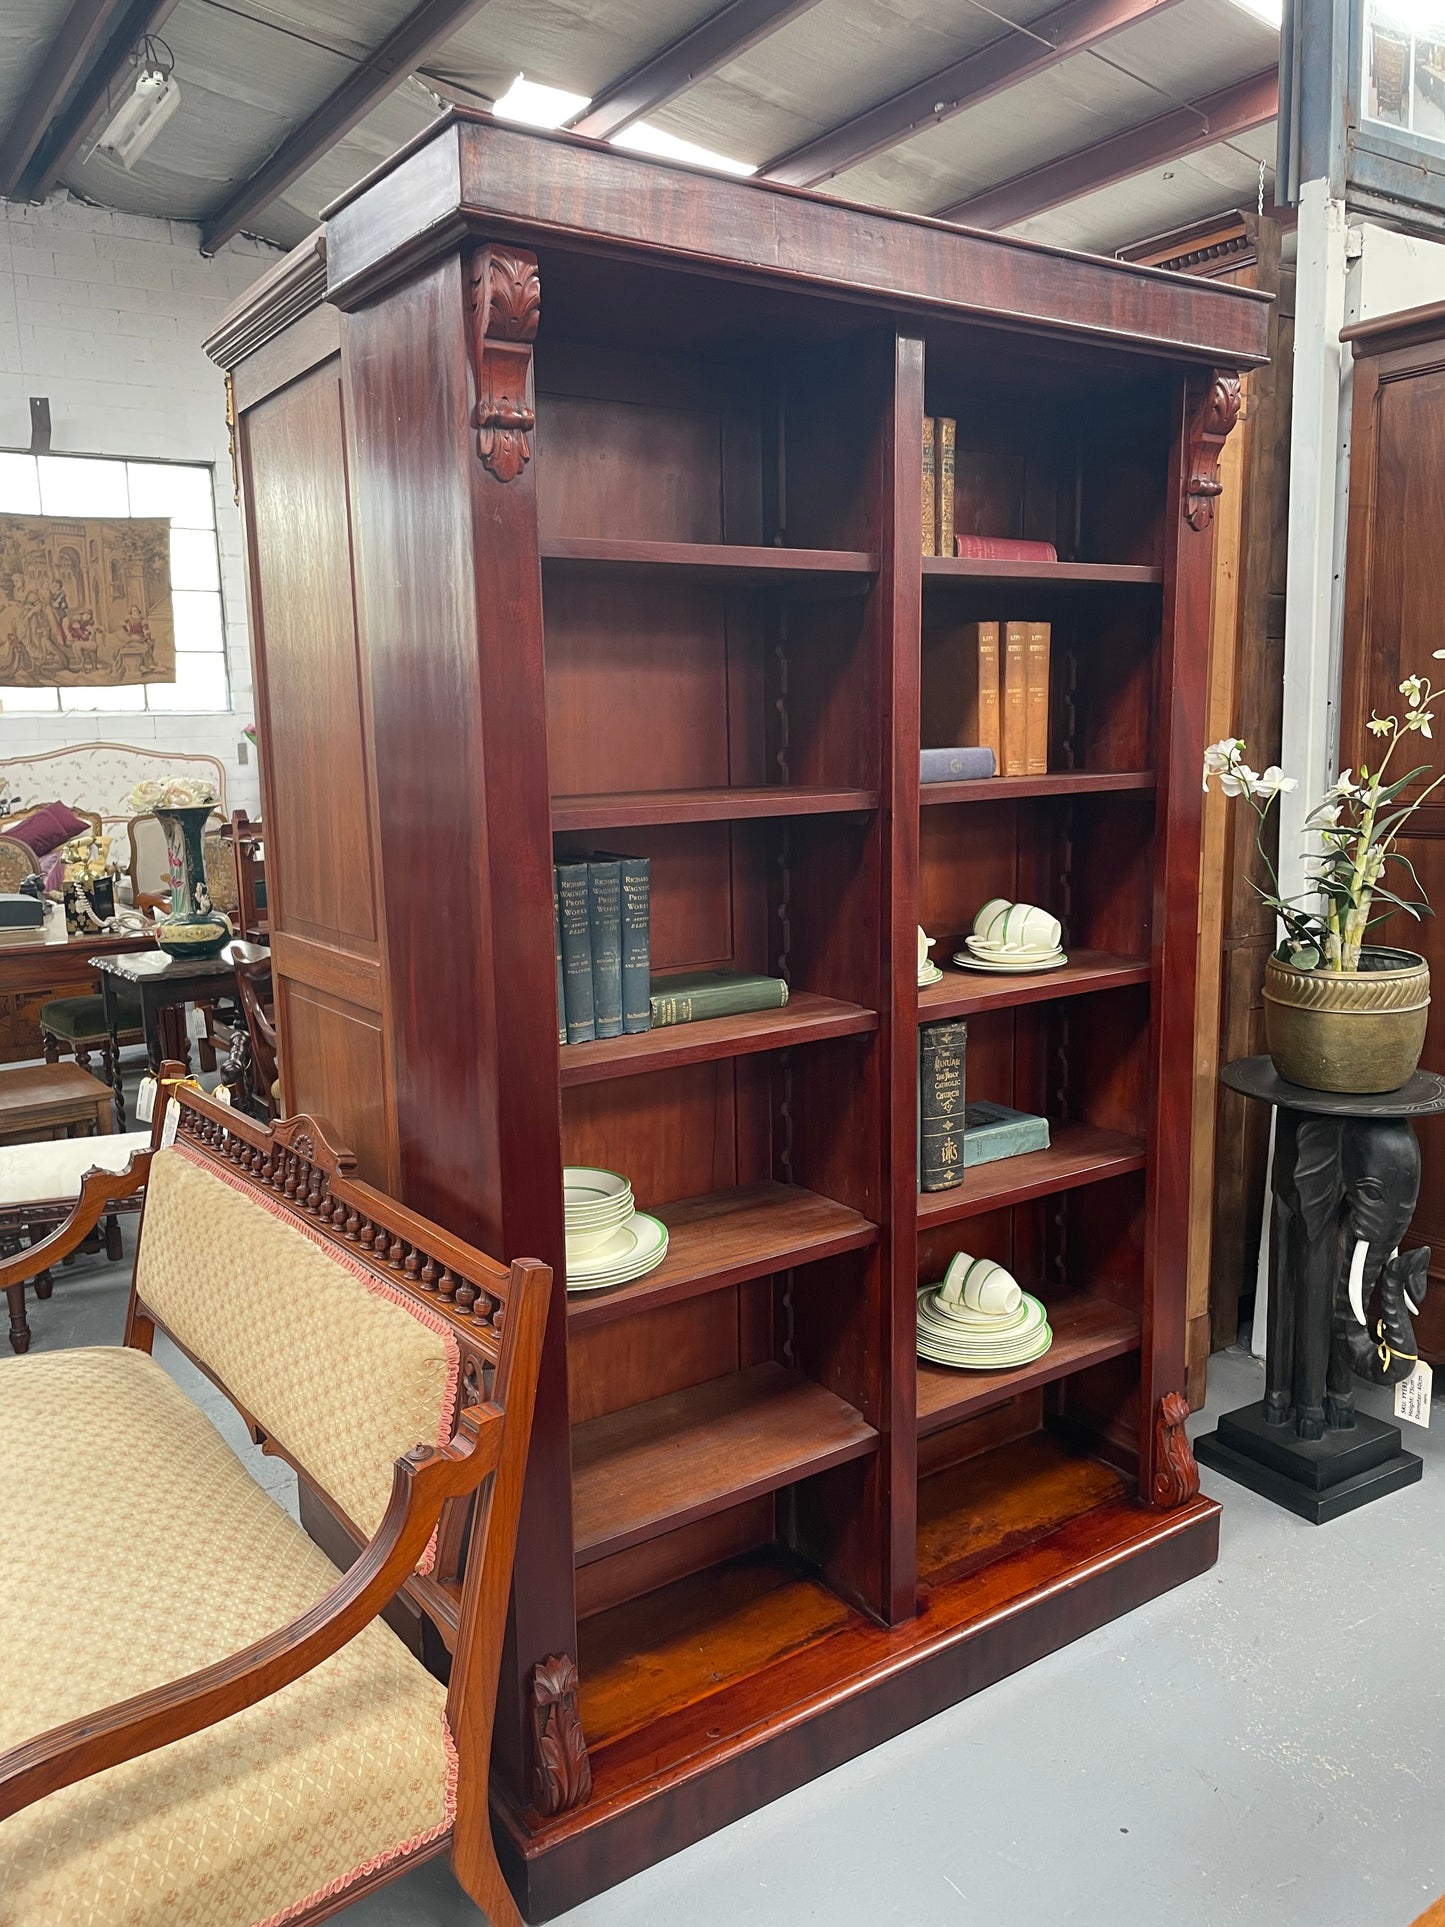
952,535 -> 1059,561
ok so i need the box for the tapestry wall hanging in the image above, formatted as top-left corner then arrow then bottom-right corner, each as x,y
0,514 -> 175,686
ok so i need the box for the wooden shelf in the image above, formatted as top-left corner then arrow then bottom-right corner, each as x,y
916,1293 -> 1142,1436
572,1362 -> 878,1565
916,1123 -> 1146,1230
542,537 -> 878,588
922,557 -> 1163,587
560,991 -> 877,1086
552,786 -> 879,830
568,1181 -> 878,1329
920,770 -> 1155,806
917,950 -> 1151,1019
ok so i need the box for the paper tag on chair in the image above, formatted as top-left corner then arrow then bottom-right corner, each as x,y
213,1081 -> 232,1106
159,1097 -> 180,1149
136,1074 -> 157,1124
186,1005 -> 207,1041
1395,1361 -> 1433,1429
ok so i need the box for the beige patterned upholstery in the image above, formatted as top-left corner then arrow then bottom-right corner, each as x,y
0,1345 -> 454,1927
134,1146 -> 460,1558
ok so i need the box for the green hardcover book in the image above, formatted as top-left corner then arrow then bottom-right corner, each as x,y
595,852 -> 651,1033
555,860 -> 596,1044
962,1100 -> 1050,1168
553,870 -> 566,1048
648,969 -> 789,1028
587,857 -> 624,1039
919,1018 -> 968,1191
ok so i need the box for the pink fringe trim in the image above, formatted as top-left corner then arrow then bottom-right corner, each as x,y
253,1714 -> 460,1927
169,1141 -> 463,1577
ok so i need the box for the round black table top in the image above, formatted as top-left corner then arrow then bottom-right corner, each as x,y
1221,1055 -> 1445,1118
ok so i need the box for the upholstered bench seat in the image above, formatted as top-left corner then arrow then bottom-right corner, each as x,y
0,1131 -> 151,1207
39,989 -> 143,1041
0,1346 -> 455,1927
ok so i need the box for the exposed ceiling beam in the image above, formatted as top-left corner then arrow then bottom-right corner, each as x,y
937,68 -> 1278,230
567,0 -> 822,144
199,0 -> 490,255
763,0 -> 1183,190
10,0 -> 178,201
0,0 -> 125,196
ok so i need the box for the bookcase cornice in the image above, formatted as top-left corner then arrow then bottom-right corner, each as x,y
319,113 -> 1270,372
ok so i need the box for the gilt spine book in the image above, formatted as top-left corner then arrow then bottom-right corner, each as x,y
555,860 -> 596,1044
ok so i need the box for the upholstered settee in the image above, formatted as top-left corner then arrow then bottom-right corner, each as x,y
0,1075 -> 550,1927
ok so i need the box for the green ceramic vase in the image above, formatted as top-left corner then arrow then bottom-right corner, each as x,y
152,803 -> 231,960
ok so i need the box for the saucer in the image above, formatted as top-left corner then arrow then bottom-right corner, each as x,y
566,1213 -> 669,1290
952,950 -> 1067,974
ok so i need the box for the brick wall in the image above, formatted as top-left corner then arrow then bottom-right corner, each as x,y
0,192 -> 282,813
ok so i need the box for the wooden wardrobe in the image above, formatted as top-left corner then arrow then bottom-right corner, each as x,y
206,114 -> 1270,1919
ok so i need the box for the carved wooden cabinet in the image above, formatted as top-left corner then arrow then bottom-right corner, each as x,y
207,116 -> 1268,1920
1340,300 -> 1445,1367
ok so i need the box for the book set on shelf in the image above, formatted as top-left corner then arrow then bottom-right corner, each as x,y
212,113 -> 1266,1919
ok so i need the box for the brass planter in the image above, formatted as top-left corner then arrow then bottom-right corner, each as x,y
1263,946 -> 1430,1094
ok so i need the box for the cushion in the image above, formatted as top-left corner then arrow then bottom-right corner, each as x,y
0,1130 -> 149,1207
38,990 -> 143,1041
133,1145 -> 460,1562
8,802 -> 88,859
0,1346 -> 454,1927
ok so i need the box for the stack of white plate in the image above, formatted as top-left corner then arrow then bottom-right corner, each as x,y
953,896 -> 1066,974
916,1253 -> 1053,1370
564,1166 -> 669,1293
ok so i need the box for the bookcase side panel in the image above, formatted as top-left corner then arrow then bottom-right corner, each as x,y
339,248 -> 576,1808
1141,370 -> 1234,1499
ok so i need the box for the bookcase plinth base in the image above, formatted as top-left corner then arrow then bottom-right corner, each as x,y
491,1492 -> 1220,1921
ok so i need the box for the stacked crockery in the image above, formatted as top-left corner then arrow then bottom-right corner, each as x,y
954,897 -> 1066,973
916,1252 -> 1053,1369
917,925 -> 942,987
564,1166 -> 669,1292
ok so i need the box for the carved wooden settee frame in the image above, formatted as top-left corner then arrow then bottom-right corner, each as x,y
0,1067 -> 550,1927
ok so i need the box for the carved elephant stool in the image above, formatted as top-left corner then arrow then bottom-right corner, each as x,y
1195,1057 -> 1445,1523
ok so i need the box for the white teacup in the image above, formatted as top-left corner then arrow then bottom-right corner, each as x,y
973,897 -> 1013,943
917,926 -> 936,972
939,1252 -> 1023,1316
995,902 -> 1061,952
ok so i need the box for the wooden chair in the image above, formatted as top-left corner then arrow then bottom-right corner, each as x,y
0,1067 -> 551,1927
228,943 -> 279,1116
0,1129 -> 149,1352
223,809 -> 267,942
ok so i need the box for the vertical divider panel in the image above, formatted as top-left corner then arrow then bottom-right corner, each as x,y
886,336 -> 924,1614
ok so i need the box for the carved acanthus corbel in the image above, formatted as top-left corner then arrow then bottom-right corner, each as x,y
466,244 -> 540,483
1183,369 -> 1242,530
1152,1390 -> 1202,1507
531,1651 -> 592,1816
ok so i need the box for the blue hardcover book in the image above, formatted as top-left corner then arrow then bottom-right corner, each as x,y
587,858 -> 624,1039
596,852 -> 651,1033
920,745 -> 997,783
553,870 -> 566,1048
555,860 -> 596,1044
962,1100 -> 1050,1168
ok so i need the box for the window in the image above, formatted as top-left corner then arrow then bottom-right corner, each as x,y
0,450 -> 229,714
1363,1 -> 1445,144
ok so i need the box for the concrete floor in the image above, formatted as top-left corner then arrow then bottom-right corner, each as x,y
21,1232 -> 1445,1927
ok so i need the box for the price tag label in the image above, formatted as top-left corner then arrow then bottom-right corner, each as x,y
214,1082 -> 232,1107
136,1074 -> 156,1124
1395,1360 -> 1433,1429
159,1097 -> 180,1149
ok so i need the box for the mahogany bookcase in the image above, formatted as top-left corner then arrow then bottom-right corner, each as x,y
206,114 -> 1269,1920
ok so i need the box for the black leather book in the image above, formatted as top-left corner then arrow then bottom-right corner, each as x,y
919,1018 -> 968,1192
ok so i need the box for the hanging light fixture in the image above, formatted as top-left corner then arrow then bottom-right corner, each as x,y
94,37 -> 181,170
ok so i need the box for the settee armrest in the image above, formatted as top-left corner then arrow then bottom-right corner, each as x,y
0,1153 -> 152,1292
0,1386 -> 514,1822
